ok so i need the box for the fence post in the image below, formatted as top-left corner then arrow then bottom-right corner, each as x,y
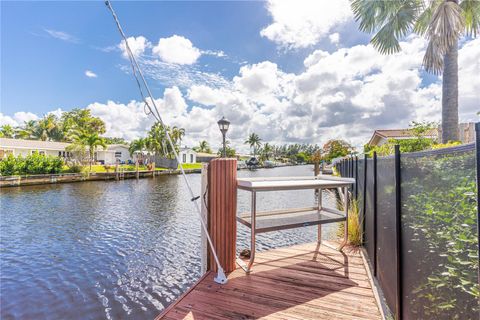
362,153 -> 368,244
475,122 -> 480,289
394,145 -> 402,320
373,151 -> 378,277
355,155 -> 359,200
351,156 -> 354,178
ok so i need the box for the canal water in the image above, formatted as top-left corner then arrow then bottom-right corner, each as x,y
1,165 -> 339,319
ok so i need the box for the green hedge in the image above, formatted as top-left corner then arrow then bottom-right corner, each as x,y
0,153 -> 64,176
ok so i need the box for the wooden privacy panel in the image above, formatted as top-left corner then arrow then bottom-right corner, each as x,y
207,158 -> 237,273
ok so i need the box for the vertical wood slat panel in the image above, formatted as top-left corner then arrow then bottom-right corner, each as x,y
207,159 -> 237,273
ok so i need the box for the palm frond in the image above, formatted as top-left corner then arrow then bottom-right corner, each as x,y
414,0 -> 443,35
460,0 -> 480,37
371,21 -> 402,54
427,1 -> 465,51
351,0 -> 387,33
352,0 -> 420,54
423,37 -> 444,75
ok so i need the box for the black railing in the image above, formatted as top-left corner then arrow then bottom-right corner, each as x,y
335,125 -> 480,320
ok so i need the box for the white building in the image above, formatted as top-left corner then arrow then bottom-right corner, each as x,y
179,147 -> 196,164
0,138 -> 132,165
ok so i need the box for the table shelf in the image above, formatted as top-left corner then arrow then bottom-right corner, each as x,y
237,206 -> 346,233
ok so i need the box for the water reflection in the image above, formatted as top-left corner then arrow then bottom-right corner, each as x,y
1,165 -> 338,319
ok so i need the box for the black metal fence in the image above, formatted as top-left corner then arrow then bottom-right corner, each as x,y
335,124 -> 480,320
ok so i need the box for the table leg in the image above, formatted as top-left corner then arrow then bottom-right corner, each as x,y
339,186 -> 349,251
317,188 -> 322,245
246,191 -> 256,273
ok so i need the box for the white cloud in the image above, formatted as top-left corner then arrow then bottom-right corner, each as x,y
0,113 -> 18,127
260,0 -> 352,49
85,70 -> 97,78
5,37 -> 478,152
44,28 -> 79,43
202,49 -> 226,58
329,33 -> 340,45
152,35 -> 201,65
0,112 -> 39,127
118,36 -> 150,59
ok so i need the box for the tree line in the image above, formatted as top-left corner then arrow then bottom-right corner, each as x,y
193,132 -> 355,164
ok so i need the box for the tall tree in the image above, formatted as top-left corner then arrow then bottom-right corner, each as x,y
351,0 -> 479,142
16,120 -> 37,139
0,125 -> 15,138
35,114 -> 61,141
260,142 -> 273,161
129,138 -> 146,157
194,140 -> 212,153
67,129 -> 107,170
322,139 -> 354,163
245,133 -> 262,157
62,109 -> 106,140
147,123 -> 186,159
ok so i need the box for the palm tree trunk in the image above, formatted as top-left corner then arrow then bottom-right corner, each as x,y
441,42 -> 459,143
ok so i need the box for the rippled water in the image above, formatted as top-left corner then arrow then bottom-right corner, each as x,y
0,165 -> 338,319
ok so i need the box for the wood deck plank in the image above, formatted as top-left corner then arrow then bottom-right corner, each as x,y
157,242 -> 381,320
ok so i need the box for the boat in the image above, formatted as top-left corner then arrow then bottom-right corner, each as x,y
246,157 -> 259,170
263,160 -> 276,168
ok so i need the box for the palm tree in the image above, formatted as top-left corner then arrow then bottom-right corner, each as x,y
35,114 -> 59,141
261,143 -> 273,161
129,138 -> 146,157
16,120 -> 37,139
148,123 -> 186,159
245,133 -> 262,157
67,129 -> 107,170
351,0 -> 479,142
0,125 -> 15,138
195,140 -> 212,153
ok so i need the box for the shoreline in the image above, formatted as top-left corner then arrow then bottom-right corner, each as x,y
0,169 -> 201,188
0,164 -> 323,188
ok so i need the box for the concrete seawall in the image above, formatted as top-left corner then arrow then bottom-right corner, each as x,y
0,169 -> 201,188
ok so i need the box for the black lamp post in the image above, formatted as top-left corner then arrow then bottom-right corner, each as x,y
217,116 -> 230,158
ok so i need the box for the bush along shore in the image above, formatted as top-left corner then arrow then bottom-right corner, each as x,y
0,153 -> 203,187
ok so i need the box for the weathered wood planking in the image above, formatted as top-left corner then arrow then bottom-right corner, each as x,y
207,159 -> 237,273
157,242 -> 382,320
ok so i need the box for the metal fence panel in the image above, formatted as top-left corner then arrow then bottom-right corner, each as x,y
376,156 -> 398,313
400,144 -> 479,319
365,158 -> 375,259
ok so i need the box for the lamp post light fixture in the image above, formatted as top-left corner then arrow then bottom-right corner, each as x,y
217,116 -> 230,157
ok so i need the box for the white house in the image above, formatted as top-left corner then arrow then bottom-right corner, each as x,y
179,147 -> 196,164
0,138 -> 132,165
94,144 -> 131,164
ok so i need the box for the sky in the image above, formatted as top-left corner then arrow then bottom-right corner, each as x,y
1,0 -> 479,152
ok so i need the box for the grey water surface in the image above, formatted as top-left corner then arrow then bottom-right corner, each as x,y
0,165 -> 338,319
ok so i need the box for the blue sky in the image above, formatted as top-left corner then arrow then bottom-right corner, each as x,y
1,1 -> 478,150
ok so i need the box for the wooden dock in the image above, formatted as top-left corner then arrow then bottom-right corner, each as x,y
157,242 -> 382,320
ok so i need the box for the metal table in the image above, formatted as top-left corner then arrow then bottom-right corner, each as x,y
236,175 -> 355,273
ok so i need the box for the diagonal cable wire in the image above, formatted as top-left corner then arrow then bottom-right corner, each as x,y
105,0 -> 228,284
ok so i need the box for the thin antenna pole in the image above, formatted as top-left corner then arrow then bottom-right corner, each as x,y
104,0 -> 227,284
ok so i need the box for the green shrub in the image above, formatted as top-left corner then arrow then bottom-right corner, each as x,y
0,153 -> 64,175
0,154 -> 17,175
66,164 -> 83,173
